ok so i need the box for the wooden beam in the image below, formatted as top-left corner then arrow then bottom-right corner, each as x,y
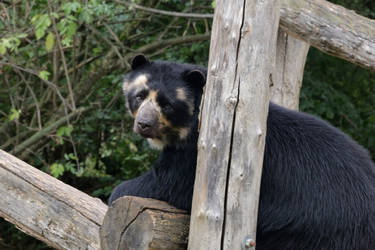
0,149 -> 107,250
280,0 -> 375,72
100,196 -> 190,250
188,0 -> 280,249
271,29 -> 309,110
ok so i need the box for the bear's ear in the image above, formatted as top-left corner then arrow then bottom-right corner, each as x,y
131,54 -> 150,70
183,70 -> 206,90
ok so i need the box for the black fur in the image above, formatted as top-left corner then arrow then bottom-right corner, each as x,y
110,60 -> 375,250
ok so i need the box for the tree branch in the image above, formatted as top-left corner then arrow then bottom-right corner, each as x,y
137,33 -> 211,54
112,0 -> 213,19
11,107 -> 90,156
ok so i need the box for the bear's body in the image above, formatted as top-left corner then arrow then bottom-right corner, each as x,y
109,55 -> 375,250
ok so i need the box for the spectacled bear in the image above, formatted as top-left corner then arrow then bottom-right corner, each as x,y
109,55 -> 375,250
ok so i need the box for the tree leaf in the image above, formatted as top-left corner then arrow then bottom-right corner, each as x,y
50,163 -> 65,178
8,108 -> 21,121
39,70 -> 50,81
0,43 -> 6,55
45,32 -> 55,51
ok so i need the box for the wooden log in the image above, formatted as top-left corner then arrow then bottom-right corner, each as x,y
271,29 -> 309,110
0,149 -> 108,250
100,196 -> 190,250
281,0 -> 375,72
188,0 -> 280,249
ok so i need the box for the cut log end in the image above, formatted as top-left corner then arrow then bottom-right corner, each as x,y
100,196 -> 190,250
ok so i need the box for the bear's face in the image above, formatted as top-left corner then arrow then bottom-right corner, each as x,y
123,55 -> 206,149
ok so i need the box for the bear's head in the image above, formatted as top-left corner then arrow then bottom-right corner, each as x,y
123,55 -> 207,149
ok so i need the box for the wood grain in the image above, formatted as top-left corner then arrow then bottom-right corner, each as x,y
281,0 -> 375,72
0,149 -> 107,250
189,1 -> 280,249
271,29 -> 309,110
100,196 -> 189,250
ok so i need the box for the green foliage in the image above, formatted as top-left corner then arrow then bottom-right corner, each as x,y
0,0 -> 374,249
31,14 -> 52,40
38,70 -> 50,80
329,0 -> 375,18
57,16 -> 78,46
50,163 -> 65,178
8,108 -> 21,121
0,33 -> 27,55
56,125 -> 73,144
45,32 -> 55,51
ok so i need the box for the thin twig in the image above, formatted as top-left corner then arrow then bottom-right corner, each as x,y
112,0 -> 214,19
12,65 -> 43,130
47,0 -> 76,111
11,107 -> 90,155
0,61 -> 70,112
86,24 -> 125,67
104,23 -> 127,53
138,33 -> 211,53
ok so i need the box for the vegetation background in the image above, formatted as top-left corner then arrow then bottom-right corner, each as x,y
0,0 -> 374,249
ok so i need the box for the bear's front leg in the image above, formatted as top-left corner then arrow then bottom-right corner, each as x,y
108,169 -> 159,206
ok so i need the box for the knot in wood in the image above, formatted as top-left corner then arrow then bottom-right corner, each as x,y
225,96 -> 238,109
210,64 -> 217,74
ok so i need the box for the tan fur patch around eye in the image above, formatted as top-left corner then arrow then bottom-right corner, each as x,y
176,88 -> 194,115
160,113 -> 172,127
124,74 -> 149,92
149,90 -> 158,103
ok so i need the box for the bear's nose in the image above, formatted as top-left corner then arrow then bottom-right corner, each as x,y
137,121 -> 151,131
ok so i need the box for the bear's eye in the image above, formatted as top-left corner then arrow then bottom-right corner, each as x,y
135,95 -> 143,102
135,91 -> 147,104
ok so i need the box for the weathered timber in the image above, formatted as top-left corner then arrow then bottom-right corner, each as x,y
188,1 -> 280,249
281,0 -> 375,72
0,149 -> 108,250
271,29 -> 309,110
100,196 -> 190,250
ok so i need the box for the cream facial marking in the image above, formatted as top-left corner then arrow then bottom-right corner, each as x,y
142,90 -> 173,128
147,138 -> 165,150
123,74 -> 149,93
138,90 -> 159,111
176,88 -> 194,115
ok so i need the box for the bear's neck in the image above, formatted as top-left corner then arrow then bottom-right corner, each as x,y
151,130 -> 199,210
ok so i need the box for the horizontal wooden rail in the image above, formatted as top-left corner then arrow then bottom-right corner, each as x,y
280,0 -> 375,72
0,149 -> 108,250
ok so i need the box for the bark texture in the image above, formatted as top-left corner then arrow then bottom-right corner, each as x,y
271,29 -> 309,110
0,149 -> 107,250
281,0 -> 375,72
188,1 -> 280,249
100,196 -> 190,250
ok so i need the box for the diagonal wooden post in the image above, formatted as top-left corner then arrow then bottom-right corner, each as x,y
188,1 -> 280,249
